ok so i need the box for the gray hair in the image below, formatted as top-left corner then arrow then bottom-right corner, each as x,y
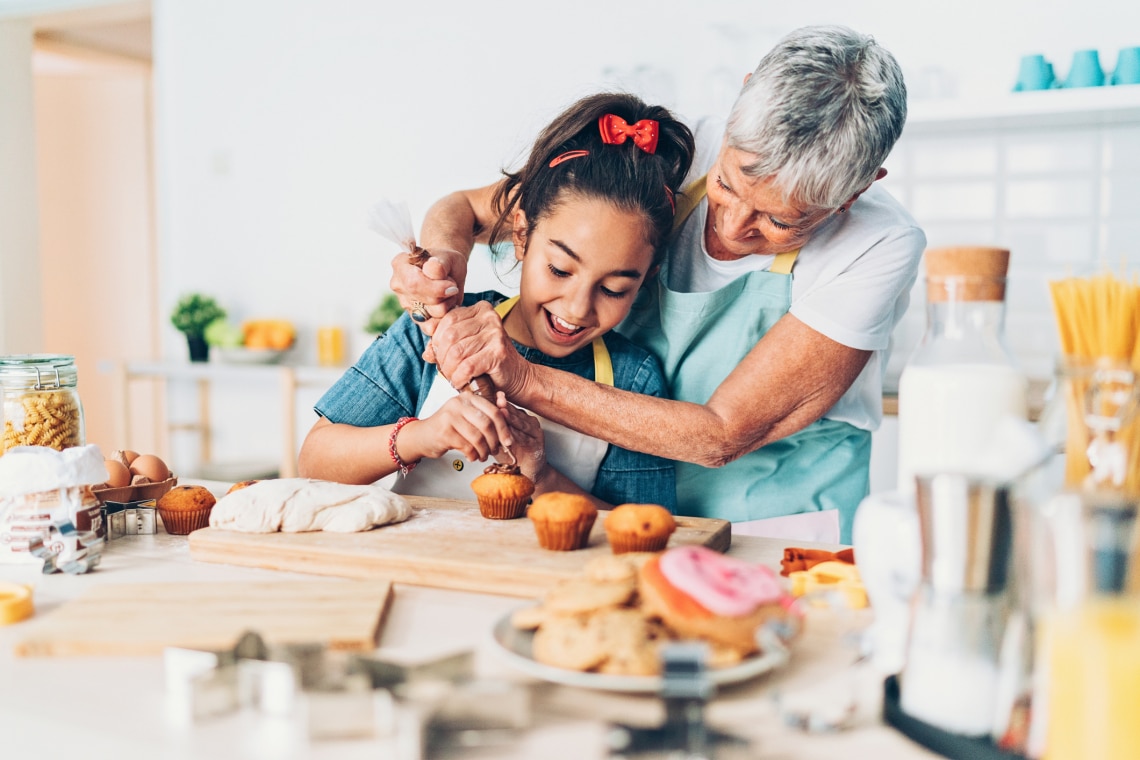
725,25 -> 907,209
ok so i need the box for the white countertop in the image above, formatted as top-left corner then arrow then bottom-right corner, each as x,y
0,523 -> 939,760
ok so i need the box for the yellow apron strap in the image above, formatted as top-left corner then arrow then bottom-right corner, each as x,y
671,174 -> 799,275
493,296 -> 613,387
493,295 -> 520,319
771,249 -> 799,275
592,339 -> 614,387
672,175 -> 709,234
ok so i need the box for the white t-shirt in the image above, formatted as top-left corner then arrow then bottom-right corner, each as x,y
665,118 -> 926,432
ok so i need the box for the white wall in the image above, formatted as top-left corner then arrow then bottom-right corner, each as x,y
7,0 -> 1140,475
149,0 -> 1140,362
34,42 -> 159,456
0,19 -> 43,356
143,0 -> 1140,475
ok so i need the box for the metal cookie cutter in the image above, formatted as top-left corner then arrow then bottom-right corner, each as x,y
606,643 -> 751,760
102,499 -> 158,540
165,631 -> 531,751
167,631 -> 403,737
345,647 -> 532,756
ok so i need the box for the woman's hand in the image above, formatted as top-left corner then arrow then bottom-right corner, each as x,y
388,249 -> 467,336
428,301 -> 533,398
497,394 -> 547,484
398,391 -> 512,464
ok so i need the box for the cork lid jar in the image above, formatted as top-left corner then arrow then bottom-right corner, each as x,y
924,246 -> 1011,303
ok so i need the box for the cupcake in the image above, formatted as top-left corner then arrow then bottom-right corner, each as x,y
528,491 -> 598,551
156,485 -> 217,535
470,463 -> 534,519
604,503 -> 676,554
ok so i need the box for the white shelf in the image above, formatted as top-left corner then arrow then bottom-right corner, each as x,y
114,360 -> 347,479
124,359 -> 344,386
906,85 -> 1140,132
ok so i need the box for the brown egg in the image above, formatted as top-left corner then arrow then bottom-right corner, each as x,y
103,459 -> 132,489
129,454 -> 170,483
111,449 -> 141,466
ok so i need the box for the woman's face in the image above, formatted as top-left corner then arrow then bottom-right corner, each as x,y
507,194 -> 654,358
704,143 -> 835,260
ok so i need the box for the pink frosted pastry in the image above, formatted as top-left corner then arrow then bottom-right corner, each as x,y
658,545 -> 785,616
639,546 -> 794,654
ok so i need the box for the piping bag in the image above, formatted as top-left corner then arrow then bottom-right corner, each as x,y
369,201 -> 513,463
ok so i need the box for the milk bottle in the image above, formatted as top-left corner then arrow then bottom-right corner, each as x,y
896,247 -> 1029,494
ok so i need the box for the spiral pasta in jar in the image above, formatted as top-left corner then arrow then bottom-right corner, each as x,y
0,355 -> 85,455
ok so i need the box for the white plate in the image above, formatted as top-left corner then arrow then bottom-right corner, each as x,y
214,348 -> 287,365
490,611 -> 792,693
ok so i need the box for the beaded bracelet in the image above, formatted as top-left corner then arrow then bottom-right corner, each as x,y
389,416 -> 419,476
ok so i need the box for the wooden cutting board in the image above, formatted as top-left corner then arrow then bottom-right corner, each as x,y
14,579 -> 392,657
189,495 -> 730,598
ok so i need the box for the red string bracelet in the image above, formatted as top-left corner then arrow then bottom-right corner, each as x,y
389,416 -> 419,476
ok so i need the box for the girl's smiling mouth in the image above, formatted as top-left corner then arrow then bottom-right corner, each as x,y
545,309 -> 586,341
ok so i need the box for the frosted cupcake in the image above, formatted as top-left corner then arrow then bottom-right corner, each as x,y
470,463 -> 534,520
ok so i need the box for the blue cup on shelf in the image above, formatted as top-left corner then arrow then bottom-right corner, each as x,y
1013,54 -> 1055,91
1111,46 -> 1140,85
1063,49 -> 1105,88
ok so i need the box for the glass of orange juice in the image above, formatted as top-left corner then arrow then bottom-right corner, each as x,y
1044,597 -> 1140,759
1043,497 -> 1140,760
317,325 -> 345,367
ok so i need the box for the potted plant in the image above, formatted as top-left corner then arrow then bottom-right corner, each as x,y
170,293 -> 226,362
364,293 -> 405,335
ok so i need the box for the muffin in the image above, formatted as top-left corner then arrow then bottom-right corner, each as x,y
604,503 -> 676,554
470,463 -> 534,519
156,485 -> 217,535
528,491 -> 598,551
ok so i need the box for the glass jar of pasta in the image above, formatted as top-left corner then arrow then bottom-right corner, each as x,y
0,354 -> 85,456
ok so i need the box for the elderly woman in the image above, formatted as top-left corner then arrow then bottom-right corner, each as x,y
391,25 -> 926,543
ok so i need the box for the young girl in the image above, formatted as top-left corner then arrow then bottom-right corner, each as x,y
298,93 -> 694,510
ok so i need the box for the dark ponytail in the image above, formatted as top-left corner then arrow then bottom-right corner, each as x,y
489,93 -> 695,269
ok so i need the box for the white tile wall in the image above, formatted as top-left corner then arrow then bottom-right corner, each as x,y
885,115 -> 1140,381
871,106 -> 1140,491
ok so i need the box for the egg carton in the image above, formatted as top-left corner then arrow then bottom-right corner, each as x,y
92,475 -> 177,505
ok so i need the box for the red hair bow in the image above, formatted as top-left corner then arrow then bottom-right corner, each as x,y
598,114 -> 659,155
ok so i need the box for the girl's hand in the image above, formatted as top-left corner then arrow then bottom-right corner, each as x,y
400,391 -> 511,464
388,249 -> 466,336
429,302 -> 532,397
497,394 -> 547,484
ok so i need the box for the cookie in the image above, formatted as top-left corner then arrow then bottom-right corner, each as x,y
590,608 -> 660,676
510,604 -> 548,631
542,576 -> 635,616
532,615 -> 607,671
584,554 -> 638,584
519,548 -> 793,676
597,645 -> 661,676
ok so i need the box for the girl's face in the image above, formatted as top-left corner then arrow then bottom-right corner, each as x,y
505,194 -> 655,358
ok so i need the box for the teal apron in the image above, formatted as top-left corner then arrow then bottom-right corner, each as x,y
619,176 -> 870,544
